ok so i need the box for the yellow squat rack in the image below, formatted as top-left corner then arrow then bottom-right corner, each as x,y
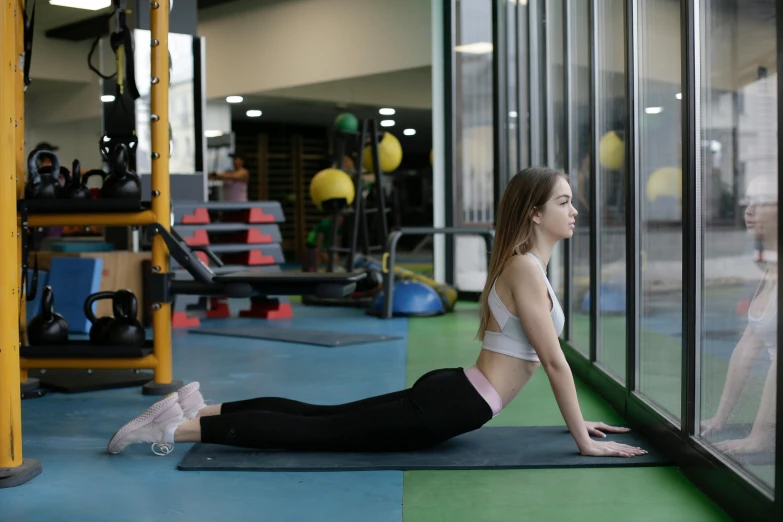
1,0 -> 179,488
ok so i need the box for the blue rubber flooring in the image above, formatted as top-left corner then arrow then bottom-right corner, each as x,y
0,304 -> 409,522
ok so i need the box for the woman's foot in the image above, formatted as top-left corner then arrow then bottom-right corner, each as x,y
108,393 -> 186,455
177,382 -> 207,419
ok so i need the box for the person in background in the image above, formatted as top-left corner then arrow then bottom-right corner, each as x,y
303,213 -> 345,272
209,153 -> 249,202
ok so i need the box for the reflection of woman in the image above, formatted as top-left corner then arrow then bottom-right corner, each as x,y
701,176 -> 777,455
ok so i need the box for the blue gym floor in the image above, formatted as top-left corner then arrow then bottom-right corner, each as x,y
1,305 -> 409,522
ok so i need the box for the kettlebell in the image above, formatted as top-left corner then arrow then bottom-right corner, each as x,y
104,290 -> 145,347
102,143 -> 141,199
25,149 -> 64,200
84,291 -> 118,345
61,160 -> 91,199
28,285 -> 69,345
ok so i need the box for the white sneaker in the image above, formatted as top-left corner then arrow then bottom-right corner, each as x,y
108,393 -> 185,456
177,381 -> 207,419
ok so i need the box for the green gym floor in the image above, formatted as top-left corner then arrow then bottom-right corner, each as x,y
0,300 -> 733,521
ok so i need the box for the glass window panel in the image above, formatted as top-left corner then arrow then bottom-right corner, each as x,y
698,0 -> 777,492
637,0 -> 683,421
595,0 -> 628,381
546,0 -> 567,309
568,0 -> 591,354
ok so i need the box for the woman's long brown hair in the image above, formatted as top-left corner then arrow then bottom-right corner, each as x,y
476,167 -> 568,341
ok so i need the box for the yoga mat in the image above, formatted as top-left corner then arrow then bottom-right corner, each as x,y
189,326 -> 402,347
177,426 -> 669,472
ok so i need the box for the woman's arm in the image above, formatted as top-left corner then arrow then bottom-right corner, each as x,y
508,256 -> 644,457
507,256 -> 591,451
702,326 -> 765,434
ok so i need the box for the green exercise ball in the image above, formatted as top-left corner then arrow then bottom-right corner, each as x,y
599,131 -> 624,170
310,168 -> 355,212
363,131 -> 403,173
334,113 -> 359,132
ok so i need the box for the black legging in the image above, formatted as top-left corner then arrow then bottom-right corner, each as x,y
199,368 -> 493,452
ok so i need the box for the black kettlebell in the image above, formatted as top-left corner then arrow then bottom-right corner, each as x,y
102,143 -> 141,199
61,160 -> 91,199
25,149 -> 65,200
28,286 -> 69,345
84,291 -> 118,345
104,290 -> 145,347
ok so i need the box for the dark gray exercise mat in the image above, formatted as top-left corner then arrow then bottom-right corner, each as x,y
189,326 -> 402,347
177,426 -> 669,472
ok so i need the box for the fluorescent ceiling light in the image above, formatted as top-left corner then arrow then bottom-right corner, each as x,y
509,111 -> 518,118
101,95 -> 115,103
403,129 -> 416,136
379,108 -> 395,116
645,107 -> 663,114
380,120 -> 395,127
205,130 -> 224,138
246,110 -> 262,117
49,0 -> 111,10
675,92 -> 682,100
226,96 -> 243,104
455,42 -> 493,54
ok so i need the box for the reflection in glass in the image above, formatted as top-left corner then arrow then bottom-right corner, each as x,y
568,0 -> 591,354
546,0 -> 566,310
595,0 -> 627,381
637,0 -> 683,420
698,0 -> 777,490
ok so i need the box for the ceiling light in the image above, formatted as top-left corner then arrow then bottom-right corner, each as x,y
675,93 -> 682,100
101,94 -> 115,103
380,120 -> 395,127
246,110 -> 262,117
645,107 -> 663,114
509,111 -> 518,118
403,129 -> 416,136
49,0 -> 111,10
379,108 -> 395,116
226,96 -> 243,104
455,42 -> 493,54
205,130 -> 224,138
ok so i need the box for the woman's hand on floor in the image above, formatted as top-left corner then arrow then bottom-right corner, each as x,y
584,421 -> 631,439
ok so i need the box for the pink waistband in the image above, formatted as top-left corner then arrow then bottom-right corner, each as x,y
464,366 -> 504,417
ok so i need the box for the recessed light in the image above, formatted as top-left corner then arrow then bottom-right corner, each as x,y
205,130 -> 224,138
379,108 -> 395,116
226,96 -> 243,104
509,111 -> 518,118
101,95 -> 115,103
403,129 -> 416,136
645,107 -> 663,114
49,0 -> 111,10
455,42 -> 494,54
380,120 -> 395,127
675,93 -> 682,100
246,110 -> 262,117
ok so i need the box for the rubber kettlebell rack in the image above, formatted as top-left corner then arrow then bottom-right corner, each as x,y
0,0 -> 176,489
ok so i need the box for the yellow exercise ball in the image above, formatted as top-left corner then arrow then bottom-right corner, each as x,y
646,167 -> 682,202
599,131 -> 625,170
309,168 -> 355,211
363,132 -> 403,172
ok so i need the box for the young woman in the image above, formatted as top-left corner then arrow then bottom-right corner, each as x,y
108,167 -> 647,459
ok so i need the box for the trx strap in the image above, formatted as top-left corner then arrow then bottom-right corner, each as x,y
22,0 -> 36,90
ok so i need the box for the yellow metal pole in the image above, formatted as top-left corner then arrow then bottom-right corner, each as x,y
16,0 -> 28,368
0,0 -> 22,472
147,0 -> 179,394
0,0 -> 40,485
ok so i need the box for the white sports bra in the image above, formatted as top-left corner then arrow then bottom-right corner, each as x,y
747,270 -> 777,362
482,253 -> 565,362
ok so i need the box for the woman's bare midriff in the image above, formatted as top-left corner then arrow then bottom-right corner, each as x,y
475,348 -> 540,407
